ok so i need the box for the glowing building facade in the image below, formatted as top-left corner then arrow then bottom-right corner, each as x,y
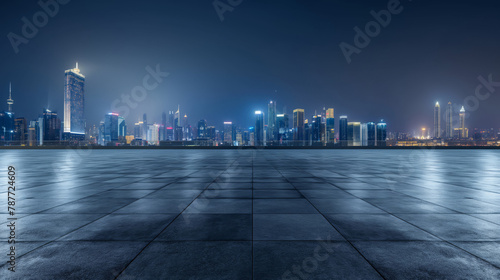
64,63 -> 85,135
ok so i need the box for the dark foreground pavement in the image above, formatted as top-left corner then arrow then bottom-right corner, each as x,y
1,149 -> 500,279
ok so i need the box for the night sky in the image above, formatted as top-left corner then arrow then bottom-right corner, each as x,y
1,0 -> 500,132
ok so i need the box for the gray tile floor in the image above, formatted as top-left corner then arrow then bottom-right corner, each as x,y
1,149 -> 500,279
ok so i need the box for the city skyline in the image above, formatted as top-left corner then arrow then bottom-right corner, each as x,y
1,63 -> 496,139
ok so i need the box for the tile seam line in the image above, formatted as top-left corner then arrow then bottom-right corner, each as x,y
265,152 -> 387,280
113,155 -> 243,280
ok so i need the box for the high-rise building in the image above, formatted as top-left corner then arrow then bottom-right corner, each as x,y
292,109 -> 304,145
197,119 -> 207,138
376,120 -> 387,146
267,100 -> 277,142
347,122 -> 361,146
367,122 -> 376,146
103,113 -> 119,145
174,105 -> 182,141
14,117 -> 27,145
460,106 -> 466,139
445,102 -> 453,138
118,116 -> 126,138
223,122 -> 233,144
255,111 -> 264,146
434,102 -> 441,139
1,84 -> 15,142
160,112 -> 167,141
312,115 -> 322,144
63,63 -> 85,135
326,108 -> 335,144
339,116 -> 348,147
361,123 -> 368,146
276,113 -> 289,143
42,109 -> 61,145
146,124 -> 160,145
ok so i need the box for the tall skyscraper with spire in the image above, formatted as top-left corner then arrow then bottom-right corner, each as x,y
63,63 -> 85,135
445,102 -> 453,138
434,102 -> 441,139
7,83 -> 13,113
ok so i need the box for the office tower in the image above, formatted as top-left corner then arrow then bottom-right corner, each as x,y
361,123 -> 368,146
276,113 -> 289,143
103,113 -> 119,145
161,112 -> 167,141
183,114 -> 189,140
434,102 -> 441,139
206,126 -> 216,141
312,115 -> 322,144
224,122 -> 233,144
347,122 -> 361,146
141,113 -> 148,140
27,121 -> 36,146
445,102 -> 453,138
174,105 -> 182,140
376,120 -> 387,146
267,100 -> 277,142
43,109 -> 61,143
198,119 -> 207,138
168,111 -> 174,127
1,83 -> 15,142
367,122 -> 376,146
292,109 -> 305,145
63,63 -> 85,135
460,106 -> 466,139
339,116 -> 348,147
326,108 -> 335,144
134,121 -> 143,139
118,116 -> 126,138
147,124 -> 160,145
14,117 -> 27,145
255,111 -> 264,146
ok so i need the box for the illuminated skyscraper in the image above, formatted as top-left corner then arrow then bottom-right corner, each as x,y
276,113 -> 289,143
347,122 -> 361,146
63,63 -> 85,135
376,120 -> 387,146
174,105 -> 182,140
326,108 -> 335,144
367,122 -> 376,146
312,115 -> 322,144
267,100 -> 277,142
255,111 -> 264,146
224,122 -> 233,144
445,102 -> 453,138
293,109 -> 304,144
42,109 -> 61,145
434,102 -> 441,139
118,116 -> 126,138
198,119 -> 207,138
339,116 -> 348,147
104,113 -> 119,145
460,106 -> 466,139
